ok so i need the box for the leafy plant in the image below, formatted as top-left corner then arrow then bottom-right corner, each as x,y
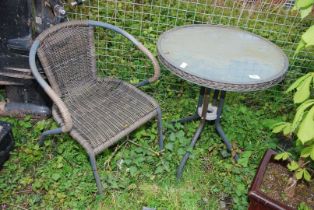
294,0 -> 314,53
272,0 -> 314,198
298,202 -> 311,210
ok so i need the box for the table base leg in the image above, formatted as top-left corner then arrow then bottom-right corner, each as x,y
176,88 -> 238,180
171,113 -> 200,124
176,120 -> 206,179
176,88 -> 210,180
214,91 -> 239,160
215,121 -> 239,160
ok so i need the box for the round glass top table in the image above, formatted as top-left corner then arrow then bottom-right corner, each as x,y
157,24 -> 289,179
157,24 -> 288,91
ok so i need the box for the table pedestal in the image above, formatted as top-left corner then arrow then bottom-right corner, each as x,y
174,87 -> 238,179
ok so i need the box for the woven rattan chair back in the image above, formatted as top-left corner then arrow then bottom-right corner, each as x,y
37,24 -> 96,96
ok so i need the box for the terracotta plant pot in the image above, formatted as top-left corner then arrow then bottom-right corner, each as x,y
248,149 -> 294,210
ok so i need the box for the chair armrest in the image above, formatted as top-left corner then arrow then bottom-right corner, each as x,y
88,20 -> 160,87
29,40 -> 73,132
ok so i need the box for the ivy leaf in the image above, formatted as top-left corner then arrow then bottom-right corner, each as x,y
303,169 -> 311,181
297,106 -> 314,144
130,78 -> 140,84
301,144 -> 314,160
296,99 -> 314,111
295,169 -> 304,180
272,122 -> 290,133
274,152 -> 291,161
238,151 -> 252,167
287,73 -> 310,92
300,5 -> 313,19
52,173 -> 61,181
283,152 -> 291,160
296,0 -> 314,9
292,100 -> 314,131
274,153 -> 283,160
298,202 -> 311,210
302,25 -> 314,48
299,202 -> 311,210
283,123 -> 292,136
293,76 -> 312,104
165,143 -> 174,151
301,145 -> 312,158
154,166 -> 164,174
287,161 -> 299,171
32,180 -> 43,189
169,132 -> 176,142
294,39 -> 306,55
129,166 -> 138,176
34,120 -> 47,132
292,110 -> 305,132
272,123 -> 285,133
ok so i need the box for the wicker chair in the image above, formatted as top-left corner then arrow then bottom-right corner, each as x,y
29,20 -> 163,193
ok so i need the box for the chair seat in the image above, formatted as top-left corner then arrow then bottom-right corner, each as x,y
55,78 -> 159,155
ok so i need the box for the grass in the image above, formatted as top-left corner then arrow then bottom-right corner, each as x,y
1,0 -> 313,209
0,90 -> 282,209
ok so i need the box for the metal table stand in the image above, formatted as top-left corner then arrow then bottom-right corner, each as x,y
175,87 -> 235,179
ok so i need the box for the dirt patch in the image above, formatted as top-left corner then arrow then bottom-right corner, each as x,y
260,162 -> 314,209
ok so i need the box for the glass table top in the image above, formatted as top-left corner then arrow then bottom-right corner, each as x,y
157,25 -> 289,87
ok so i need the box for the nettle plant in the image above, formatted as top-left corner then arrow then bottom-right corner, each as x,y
272,0 -> 314,197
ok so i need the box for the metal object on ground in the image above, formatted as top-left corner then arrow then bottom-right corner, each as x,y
0,102 -> 51,119
29,20 -> 163,193
71,0 -> 85,6
157,24 -> 289,179
0,0 -> 68,118
142,207 -> 157,210
0,121 -> 14,170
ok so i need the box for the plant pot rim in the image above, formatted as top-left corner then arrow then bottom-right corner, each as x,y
248,149 -> 295,210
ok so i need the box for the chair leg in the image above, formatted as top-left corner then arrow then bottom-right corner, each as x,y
88,154 -> 104,194
38,128 -> 62,146
156,107 -> 164,151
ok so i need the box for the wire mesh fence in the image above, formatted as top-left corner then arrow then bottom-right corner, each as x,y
67,0 -> 313,114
